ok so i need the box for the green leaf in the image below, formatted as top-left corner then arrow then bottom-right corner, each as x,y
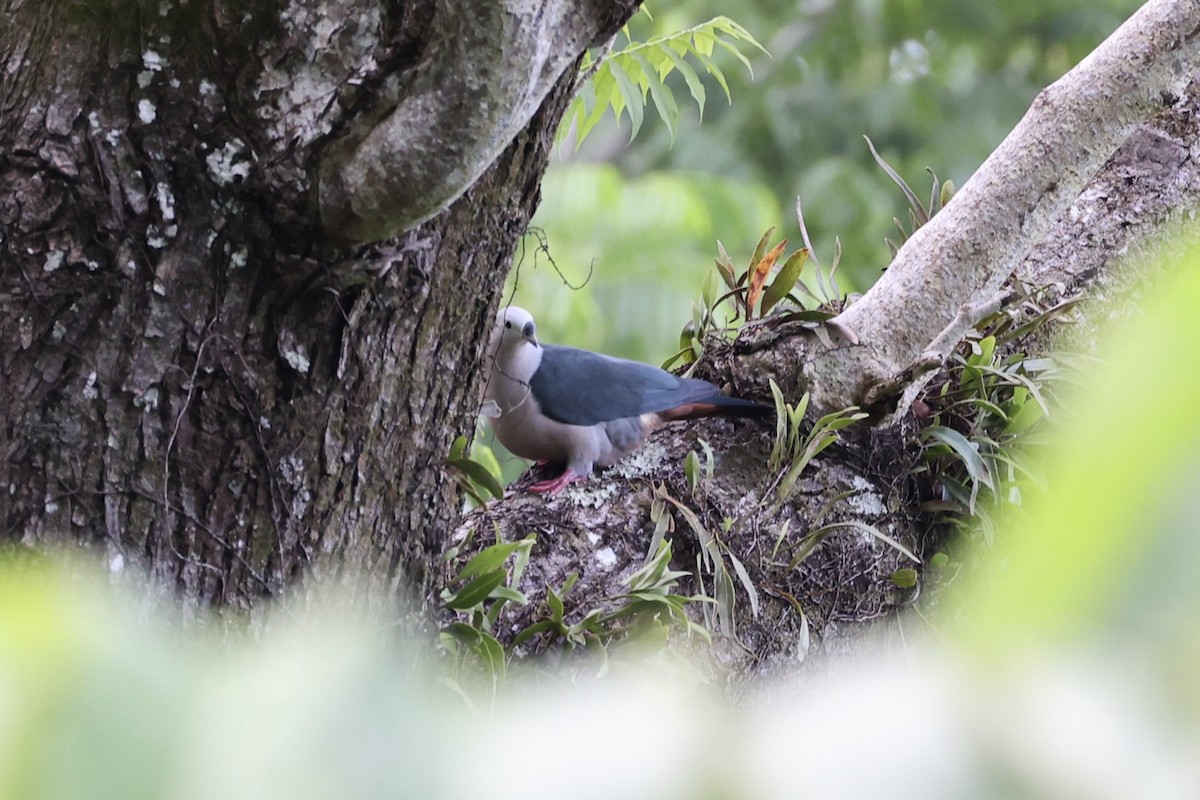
640,43 -> 675,81
660,45 -> 706,118
692,50 -> 731,102
748,226 -> 776,276
809,520 -> 921,563
509,534 -> 536,587
890,568 -> 919,588
445,570 -> 507,610
511,619 -> 564,649
662,346 -> 694,371
967,335 -> 996,367
710,15 -> 769,54
633,53 -> 679,142
691,28 -> 716,56
940,179 -> 957,208
699,266 -> 718,311
777,308 -> 836,323
761,248 -> 808,316
446,456 -> 504,500
576,63 -> 616,146
919,425 -> 994,490
697,438 -> 715,481
607,57 -> 645,141
768,379 -> 788,470
684,450 -> 700,493
547,586 -> 564,622
475,629 -> 506,676
726,549 -> 759,618
716,38 -> 755,79
455,540 -> 522,583
714,241 -> 738,289
769,519 -> 791,560
442,621 -> 483,646
865,135 -> 929,225
489,587 -> 528,604
787,529 -> 831,570
1005,395 -> 1045,434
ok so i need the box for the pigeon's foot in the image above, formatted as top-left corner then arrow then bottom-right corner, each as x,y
529,468 -> 582,495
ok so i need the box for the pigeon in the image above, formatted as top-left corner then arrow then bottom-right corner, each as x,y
483,305 -> 771,494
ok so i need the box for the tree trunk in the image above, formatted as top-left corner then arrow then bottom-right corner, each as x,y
0,0 -> 633,611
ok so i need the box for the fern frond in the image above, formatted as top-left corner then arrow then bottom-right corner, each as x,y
562,15 -> 767,147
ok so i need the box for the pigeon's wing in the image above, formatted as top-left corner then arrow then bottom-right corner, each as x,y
529,345 -> 734,426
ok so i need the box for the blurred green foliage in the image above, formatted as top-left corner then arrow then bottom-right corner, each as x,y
6,233 -> 1200,797
513,0 -> 1141,360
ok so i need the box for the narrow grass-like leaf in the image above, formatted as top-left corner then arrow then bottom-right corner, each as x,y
748,227 -> 775,275
512,619 -> 565,648
455,540 -> 522,582
978,365 -> 1051,416
865,135 -> 928,225
809,520 -> 921,563
726,550 -> 760,618
714,240 -> 738,289
778,434 -> 834,501
787,529 -> 831,569
942,396 -> 1008,421
699,265 -> 718,311
685,450 -> 701,493
920,425 -> 994,490
445,570 -> 507,610
769,519 -> 791,560
698,438 -> 715,481
488,587 -> 528,604
768,378 -> 788,470
447,456 -> 503,498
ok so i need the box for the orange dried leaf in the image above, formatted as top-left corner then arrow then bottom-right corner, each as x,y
746,239 -> 786,319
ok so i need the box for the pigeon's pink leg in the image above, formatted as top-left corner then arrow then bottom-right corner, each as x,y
529,468 -> 583,495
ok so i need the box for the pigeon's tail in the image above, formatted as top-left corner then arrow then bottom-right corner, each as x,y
658,392 -> 774,423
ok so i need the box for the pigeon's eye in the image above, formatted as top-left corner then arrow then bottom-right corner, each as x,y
505,321 -> 512,329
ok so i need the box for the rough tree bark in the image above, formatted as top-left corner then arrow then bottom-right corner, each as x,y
0,0 -> 635,611
452,0 -> 1200,677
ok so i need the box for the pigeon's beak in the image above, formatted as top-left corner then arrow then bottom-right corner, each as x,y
522,320 -> 539,348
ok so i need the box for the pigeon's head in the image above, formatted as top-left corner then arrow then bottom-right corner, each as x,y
492,305 -> 539,351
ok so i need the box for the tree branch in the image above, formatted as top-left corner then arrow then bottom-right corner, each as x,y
797,0 -> 1200,411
